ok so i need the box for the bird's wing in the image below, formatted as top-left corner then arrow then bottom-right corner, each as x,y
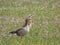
16,28 -> 24,32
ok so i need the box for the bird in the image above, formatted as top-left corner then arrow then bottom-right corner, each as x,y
9,15 -> 33,38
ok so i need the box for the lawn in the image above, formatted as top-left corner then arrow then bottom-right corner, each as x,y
0,0 -> 60,45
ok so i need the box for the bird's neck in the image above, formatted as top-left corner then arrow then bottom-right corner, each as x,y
22,23 -> 32,32
22,18 -> 32,32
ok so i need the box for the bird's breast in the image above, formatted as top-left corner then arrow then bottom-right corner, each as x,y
23,25 -> 31,32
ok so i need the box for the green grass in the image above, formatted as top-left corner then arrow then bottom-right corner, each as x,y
0,0 -> 60,45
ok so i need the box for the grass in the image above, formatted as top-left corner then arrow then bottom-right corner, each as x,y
0,0 -> 60,45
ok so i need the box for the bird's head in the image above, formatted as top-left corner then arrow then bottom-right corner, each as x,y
23,15 -> 33,28
25,15 -> 32,25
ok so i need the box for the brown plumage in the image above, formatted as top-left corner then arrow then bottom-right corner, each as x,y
10,15 -> 32,38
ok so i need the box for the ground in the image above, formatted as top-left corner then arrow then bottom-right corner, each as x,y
0,0 -> 60,45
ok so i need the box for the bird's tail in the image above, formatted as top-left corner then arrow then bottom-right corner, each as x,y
9,31 -> 16,34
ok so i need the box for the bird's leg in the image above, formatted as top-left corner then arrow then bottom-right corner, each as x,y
20,36 -> 23,39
